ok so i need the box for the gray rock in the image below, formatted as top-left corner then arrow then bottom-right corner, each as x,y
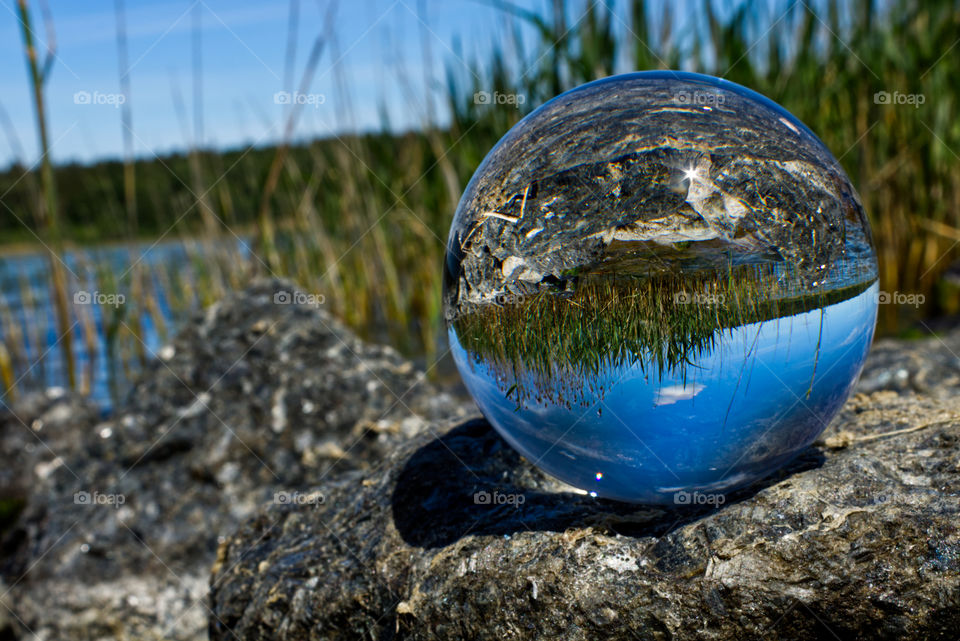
0,279 -> 467,641
0,388 -> 101,508
857,331 -> 960,399
3,278 -> 959,640
210,332 -> 960,640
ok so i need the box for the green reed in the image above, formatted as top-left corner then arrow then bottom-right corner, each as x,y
13,0 -> 75,390
0,0 -> 957,405
451,262 -> 875,408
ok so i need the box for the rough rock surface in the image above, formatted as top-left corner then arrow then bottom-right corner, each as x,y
0,389 -> 101,512
210,328 -> 960,640
0,279 -> 467,641
3,279 -> 959,640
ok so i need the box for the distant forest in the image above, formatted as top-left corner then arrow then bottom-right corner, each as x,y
0,130 -> 461,245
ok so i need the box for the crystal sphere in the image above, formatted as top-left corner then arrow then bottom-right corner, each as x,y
443,71 -> 878,504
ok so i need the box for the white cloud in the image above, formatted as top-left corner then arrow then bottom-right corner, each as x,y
654,383 -> 705,406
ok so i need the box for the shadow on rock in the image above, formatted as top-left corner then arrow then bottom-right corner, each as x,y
391,418 -> 826,548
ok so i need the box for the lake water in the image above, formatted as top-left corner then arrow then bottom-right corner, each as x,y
0,239 -> 249,413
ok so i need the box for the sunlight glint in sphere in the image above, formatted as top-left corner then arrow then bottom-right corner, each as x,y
443,71 -> 879,504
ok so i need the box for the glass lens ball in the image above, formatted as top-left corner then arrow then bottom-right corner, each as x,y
443,71 -> 878,504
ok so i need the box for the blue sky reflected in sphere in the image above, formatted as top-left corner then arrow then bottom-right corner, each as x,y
443,71 -> 879,503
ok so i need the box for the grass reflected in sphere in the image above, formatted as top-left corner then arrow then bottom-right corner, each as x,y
443,72 -> 878,504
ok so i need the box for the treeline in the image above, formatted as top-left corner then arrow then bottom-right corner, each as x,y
0,130 -> 468,244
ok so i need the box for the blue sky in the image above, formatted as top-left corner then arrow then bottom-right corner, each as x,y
0,0 -> 549,166
0,0 -> 805,168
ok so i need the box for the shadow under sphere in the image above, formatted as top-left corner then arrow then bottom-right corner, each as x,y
390,419 -> 825,549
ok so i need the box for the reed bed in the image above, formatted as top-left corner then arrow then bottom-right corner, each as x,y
0,0 -> 957,407
451,262 -> 875,408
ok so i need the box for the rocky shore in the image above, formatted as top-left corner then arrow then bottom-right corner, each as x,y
1,280 -> 957,640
